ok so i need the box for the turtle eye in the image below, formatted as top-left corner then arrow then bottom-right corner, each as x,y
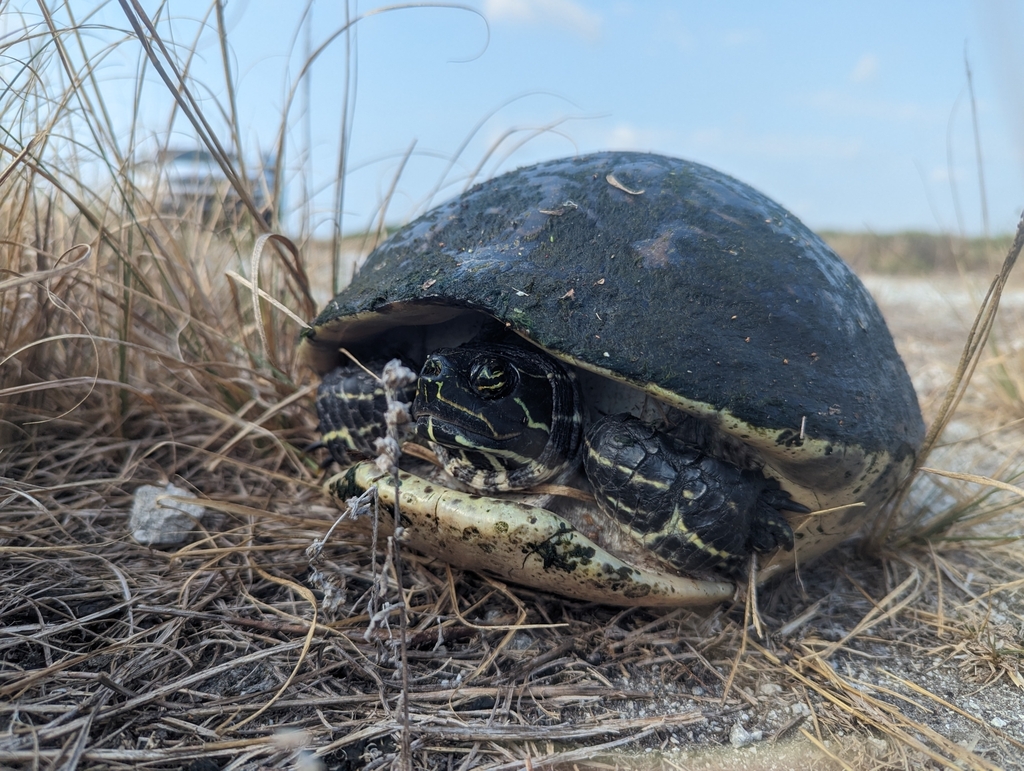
469,356 -> 517,399
420,357 -> 443,379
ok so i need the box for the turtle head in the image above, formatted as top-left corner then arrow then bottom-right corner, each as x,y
413,343 -> 582,491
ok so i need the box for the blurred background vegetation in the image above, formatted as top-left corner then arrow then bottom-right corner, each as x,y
822,231 -> 1016,274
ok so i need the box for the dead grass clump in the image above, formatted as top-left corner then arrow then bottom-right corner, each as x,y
3,4 -> 1024,770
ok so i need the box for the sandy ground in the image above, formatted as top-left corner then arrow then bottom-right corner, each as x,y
862,273 -> 1024,404
864,273 -> 1024,484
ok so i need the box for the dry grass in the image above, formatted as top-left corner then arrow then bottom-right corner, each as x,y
3,5 -> 1024,770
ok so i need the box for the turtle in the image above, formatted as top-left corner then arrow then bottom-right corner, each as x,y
299,151 -> 924,607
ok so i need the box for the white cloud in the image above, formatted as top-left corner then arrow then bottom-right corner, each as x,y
850,53 -> 880,83
483,0 -> 602,41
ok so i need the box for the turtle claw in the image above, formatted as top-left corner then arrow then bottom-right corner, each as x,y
747,500 -> 796,555
746,481 -> 804,554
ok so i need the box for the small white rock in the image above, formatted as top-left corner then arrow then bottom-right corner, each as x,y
991,717 -> 1007,728
729,722 -> 762,748
758,683 -> 783,696
130,483 -> 205,545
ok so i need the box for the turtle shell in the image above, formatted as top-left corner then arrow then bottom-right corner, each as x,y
302,151 -> 924,586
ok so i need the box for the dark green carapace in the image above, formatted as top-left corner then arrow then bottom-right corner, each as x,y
304,152 -> 922,464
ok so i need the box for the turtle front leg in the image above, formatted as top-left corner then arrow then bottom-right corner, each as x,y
315,363 -> 416,466
583,414 -> 804,575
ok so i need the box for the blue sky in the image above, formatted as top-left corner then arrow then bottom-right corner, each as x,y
18,1 -> 1024,236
